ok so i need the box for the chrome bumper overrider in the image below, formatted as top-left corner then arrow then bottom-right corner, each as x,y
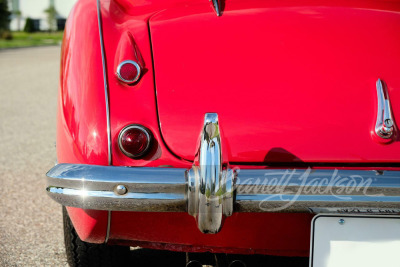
47,114 -> 400,233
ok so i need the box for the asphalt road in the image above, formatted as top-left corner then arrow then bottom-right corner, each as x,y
0,46 -> 65,266
0,46 -> 308,267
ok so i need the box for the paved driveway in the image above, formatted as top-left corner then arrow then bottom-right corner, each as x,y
0,46 -> 66,266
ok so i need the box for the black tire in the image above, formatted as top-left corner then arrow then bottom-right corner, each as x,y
63,206 -> 130,267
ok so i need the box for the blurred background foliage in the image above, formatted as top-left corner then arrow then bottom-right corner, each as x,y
0,0 -> 70,49
0,0 -> 12,40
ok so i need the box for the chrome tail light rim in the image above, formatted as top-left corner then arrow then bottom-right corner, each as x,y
118,125 -> 152,159
116,60 -> 141,84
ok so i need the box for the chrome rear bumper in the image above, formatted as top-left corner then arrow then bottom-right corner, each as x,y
47,114 -> 400,233
46,164 -> 400,232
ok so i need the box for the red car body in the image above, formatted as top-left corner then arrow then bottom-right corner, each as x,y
51,0 -> 400,258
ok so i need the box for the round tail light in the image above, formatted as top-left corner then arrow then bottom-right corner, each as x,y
118,125 -> 152,158
116,60 -> 141,84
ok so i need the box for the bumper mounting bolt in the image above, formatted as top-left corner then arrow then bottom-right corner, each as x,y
115,185 -> 127,195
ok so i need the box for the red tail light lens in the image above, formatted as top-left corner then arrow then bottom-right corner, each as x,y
118,125 -> 152,158
116,60 -> 141,84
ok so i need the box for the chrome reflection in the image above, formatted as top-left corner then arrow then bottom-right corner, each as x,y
116,60 -> 141,84
187,113 -> 235,234
47,186 -> 186,211
47,164 -> 400,216
96,0 -> 112,164
375,79 -> 395,139
210,0 -> 222,16
96,0 -> 112,243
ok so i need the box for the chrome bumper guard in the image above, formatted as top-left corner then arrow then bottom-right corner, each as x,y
47,114 -> 400,233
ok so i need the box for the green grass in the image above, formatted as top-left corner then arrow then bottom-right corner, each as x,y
0,31 -> 64,49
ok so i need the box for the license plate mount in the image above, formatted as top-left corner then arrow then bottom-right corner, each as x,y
310,214 -> 400,267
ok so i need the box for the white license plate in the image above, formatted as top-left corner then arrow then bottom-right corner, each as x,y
310,214 -> 400,267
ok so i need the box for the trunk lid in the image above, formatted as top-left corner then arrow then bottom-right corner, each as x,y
149,1 -> 400,163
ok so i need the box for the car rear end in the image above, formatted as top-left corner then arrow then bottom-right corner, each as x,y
46,0 -> 400,263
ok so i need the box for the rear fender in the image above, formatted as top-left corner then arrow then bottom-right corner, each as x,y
57,0 -> 109,243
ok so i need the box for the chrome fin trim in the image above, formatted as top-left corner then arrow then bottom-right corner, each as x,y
210,0 -> 222,16
187,113 -> 235,233
375,79 -> 395,139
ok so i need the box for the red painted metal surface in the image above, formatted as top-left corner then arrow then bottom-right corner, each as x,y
149,0 -> 400,163
57,0 -> 109,243
58,0 -> 108,166
66,207 -> 109,244
99,0 -> 191,168
108,212 -> 314,256
57,0 -> 400,255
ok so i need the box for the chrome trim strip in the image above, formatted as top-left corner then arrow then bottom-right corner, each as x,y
105,210 -> 111,243
47,164 -> 400,213
96,0 -> 112,243
210,0 -> 222,16
96,0 -> 112,165
375,79 -> 395,139
116,60 -> 141,84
